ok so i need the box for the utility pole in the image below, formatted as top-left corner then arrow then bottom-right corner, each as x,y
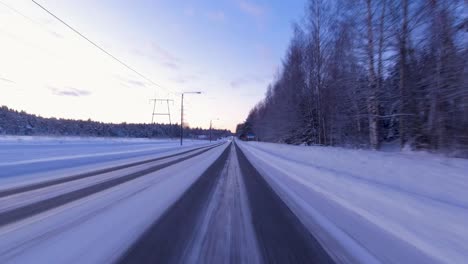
150,98 -> 174,124
209,118 -> 219,143
180,92 -> 201,146
149,98 -> 174,138
180,93 -> 184,146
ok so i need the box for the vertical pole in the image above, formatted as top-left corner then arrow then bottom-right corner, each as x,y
180,93 -> 184,146
167,99 -> 172,125
151,99 -> 157,124
167,99 -> 172,139
210,120 -> 212,143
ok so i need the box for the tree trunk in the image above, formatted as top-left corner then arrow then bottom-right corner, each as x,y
377,0 -> 386,92
366,0 -> 380,149
399,0 -> 409,148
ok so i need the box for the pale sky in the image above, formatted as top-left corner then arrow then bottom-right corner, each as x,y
0,0 -> 305,131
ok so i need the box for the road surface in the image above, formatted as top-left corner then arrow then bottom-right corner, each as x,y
0,139 -> 335,264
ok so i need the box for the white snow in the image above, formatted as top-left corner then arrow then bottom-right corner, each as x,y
0,142 -> 229,264
237,140 -> 468,264
0,147 -> 212,214
0,135 -> 215,187
2,134 -> 465,263
0,135 -> 209,164
0,135 -> 177,143
183,145 -> 261,264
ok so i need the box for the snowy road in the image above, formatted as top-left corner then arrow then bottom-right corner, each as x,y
1,137 -> 465,263
0,138 -> 334,264
237,141 -> 468,264
120,142 -> 333,264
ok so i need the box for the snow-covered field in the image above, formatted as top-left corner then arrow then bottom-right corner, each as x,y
237,141 -> 468,264
0,135 -> 212,186
0,142 -> 229,263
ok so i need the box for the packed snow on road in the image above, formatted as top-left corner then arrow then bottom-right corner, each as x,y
0,136 -> 466,263
237,141 -> 468,263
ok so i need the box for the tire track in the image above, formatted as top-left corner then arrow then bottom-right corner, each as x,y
0,143 -> 226,227
181,144 -> 261,264
120,141 -> 335,264
0,142 -> 224,198
235,142 -> 335,264
118,143 -> 232,264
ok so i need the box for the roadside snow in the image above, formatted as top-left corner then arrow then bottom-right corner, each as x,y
0,135 -> 182,144
0,135 -> 209,164
237,140 -> 468,264
0,148 -> 211,214
0,143 -> 229,264
0,135 -> 214,184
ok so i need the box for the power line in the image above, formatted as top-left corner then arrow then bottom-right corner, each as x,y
30,0 -> 162,89
0,1 -> 37,24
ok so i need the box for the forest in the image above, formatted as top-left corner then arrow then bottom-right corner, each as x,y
238,0 -> 467,155
0,106 -> 231,139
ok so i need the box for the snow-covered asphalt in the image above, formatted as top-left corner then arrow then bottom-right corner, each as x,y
119,142 -> 333,264
0,139 -> 334,264
1,137 -> 465,263
237,141 -> 468,264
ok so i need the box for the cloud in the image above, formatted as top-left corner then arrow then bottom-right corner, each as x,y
236,0 -> 266,18
49,30 -> 64,39
126,79 -> 146,87
151,44 -> 180,64
230,74 -> 269,88
1,5 -> 65,40
163,61 -> 179,70
151,44 -> 182,70
114,75 -> 147,88
172,77 -> 187,84
171,74 -> 199,84
132,43 -> 182,71
49,87 -> 91,97
0,77 -> 15,84
206,11 -> 226,22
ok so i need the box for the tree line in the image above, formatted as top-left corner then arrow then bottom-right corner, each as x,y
0,106 -> 231,139
239,0 -> 467,154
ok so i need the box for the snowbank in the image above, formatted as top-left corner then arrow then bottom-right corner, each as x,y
0,135 -> 214,185
0,135 -> 202,144
237,140 -> 468,264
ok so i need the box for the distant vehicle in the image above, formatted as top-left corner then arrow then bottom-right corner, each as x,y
246,133 -> 256,141
240,133 -> 256,141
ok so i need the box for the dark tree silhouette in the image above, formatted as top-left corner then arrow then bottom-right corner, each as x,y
240,0 -> 467,155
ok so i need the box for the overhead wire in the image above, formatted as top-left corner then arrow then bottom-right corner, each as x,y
30,0 -> 166,92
